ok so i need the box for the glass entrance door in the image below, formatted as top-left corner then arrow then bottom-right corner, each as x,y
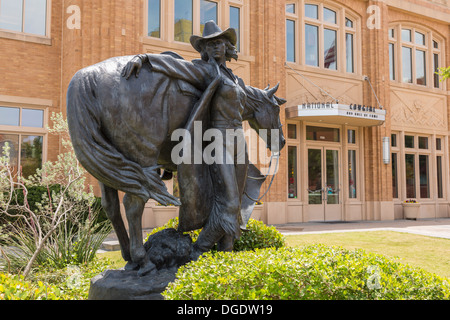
307,147 -> 342,221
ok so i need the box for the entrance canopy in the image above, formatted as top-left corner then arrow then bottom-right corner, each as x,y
286,103 -> 386,127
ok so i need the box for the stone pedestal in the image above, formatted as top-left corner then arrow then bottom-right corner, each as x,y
88,268 -> 176,300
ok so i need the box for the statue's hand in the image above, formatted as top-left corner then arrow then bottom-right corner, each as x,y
121,56 -> 143,80
208,57 -> 220,76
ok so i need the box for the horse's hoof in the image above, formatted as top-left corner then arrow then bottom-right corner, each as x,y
124,261 -> 139,271
137,261 -> 156,277
189,248 -> 204,262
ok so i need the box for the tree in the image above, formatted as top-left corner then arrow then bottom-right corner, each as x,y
438,66 -> 450,82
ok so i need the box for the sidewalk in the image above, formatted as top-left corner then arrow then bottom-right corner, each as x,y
273,218 -> 450,239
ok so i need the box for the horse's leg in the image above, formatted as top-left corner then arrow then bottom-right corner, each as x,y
99,182 -> 132,265
122,193 -> 156,276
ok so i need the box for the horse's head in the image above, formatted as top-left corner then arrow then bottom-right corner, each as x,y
244,83 -> 287,153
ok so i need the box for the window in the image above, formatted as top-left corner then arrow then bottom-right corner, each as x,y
436,138 -> 442,151
392,152 -> 398,198
304,4 -> 340,70
147,1 -> 244,53
345,18 -> 353,28
324,28 -> 337,70
418,136 -> 428,149
432,39 -> 441,89
200,0 -> 218,33
345,17 -> 355,73
0,106 -> 45,178
391,131 -> 399,199
286,3 -> 297,62
389,43 -> 395,81
305,4 -> 318,19
436,136 -> 445,199
305,24 -> 319,67
416,49 -> 426,85
174,0 -> 193,43
230,6 -> 240,51
405,135 -> 414,148
323,8 -> 336,24
389,25 -> 443,88
391,133 -> 397,147
415,31 -> 425,45
288,146 -> 298,199
419,154 -> 429,198
0,0 -> 47,36
147,0 -> 161,38
397,133 -> 445,201
437,156 -> 443,198
0,106 -> 44,128
346,32 -> 354,73
286,19 -> 296,62
434,53 -> 440,88
295,3 -> 358,73
0,134 -> 43,178
306,126 -> 340,142
286,3 -> 295,14
401,28 -> 411,42
402,47 -> 412,83
287,123 -> 297,140
347,129 -> 356,144
405,153 -> 416,198
348,150 -> 357,198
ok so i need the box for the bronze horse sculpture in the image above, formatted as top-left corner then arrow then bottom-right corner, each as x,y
67,52 -> 286,276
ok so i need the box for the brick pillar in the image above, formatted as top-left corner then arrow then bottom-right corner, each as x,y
362,1 -> 394,220
248,0 -> 288,223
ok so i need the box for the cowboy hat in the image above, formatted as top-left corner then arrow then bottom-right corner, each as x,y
190,20 -> 237,53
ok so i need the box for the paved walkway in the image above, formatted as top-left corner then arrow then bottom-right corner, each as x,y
273,218 -> 450,239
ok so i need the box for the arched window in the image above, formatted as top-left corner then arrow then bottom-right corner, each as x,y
389,24 -> 443,89
286,1 -> 359,74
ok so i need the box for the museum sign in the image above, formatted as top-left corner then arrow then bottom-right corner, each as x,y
285,103 -> 386,126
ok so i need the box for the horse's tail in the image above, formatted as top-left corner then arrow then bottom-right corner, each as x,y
66,68 -> 180,205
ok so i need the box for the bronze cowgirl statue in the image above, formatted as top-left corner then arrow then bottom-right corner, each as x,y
122,21 -> 251,257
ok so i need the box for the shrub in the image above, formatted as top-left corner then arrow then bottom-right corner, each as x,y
0,272 -> 70,300
0,256 -> 113,300
146,218 -> 285,252
234,219 -> 285,251
163,244 -> 450,300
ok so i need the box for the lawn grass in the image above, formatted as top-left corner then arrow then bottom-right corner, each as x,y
97,231 -> 450,279
285,231 -> 450,279
97,250 -> 127,269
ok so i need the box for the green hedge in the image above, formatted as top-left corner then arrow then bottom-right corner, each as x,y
0,257 -> 113,300
0,273 -> 70,300
163,244 -> 450,300
234,219 -> 285,251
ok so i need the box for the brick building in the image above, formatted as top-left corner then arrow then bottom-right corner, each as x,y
0,0 -> 449,228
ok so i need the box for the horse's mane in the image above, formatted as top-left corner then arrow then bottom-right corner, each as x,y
244,85 -> 271,112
